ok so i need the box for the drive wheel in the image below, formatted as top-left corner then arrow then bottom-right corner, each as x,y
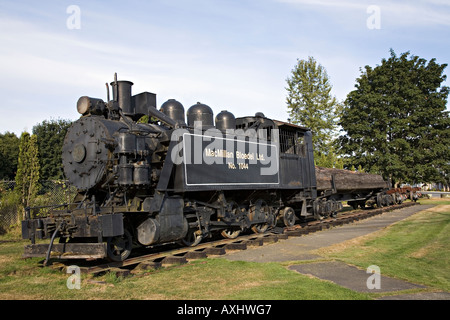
106,229 -> 132,262
250,199 -> 273,233
221,201 -> 242,239
181,229 -> 203,247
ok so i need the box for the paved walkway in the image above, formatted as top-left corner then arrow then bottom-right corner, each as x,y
225,204 -> 450,300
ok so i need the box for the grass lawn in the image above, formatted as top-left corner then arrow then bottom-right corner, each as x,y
0,242 -> 370,300
0,198 -> 448,300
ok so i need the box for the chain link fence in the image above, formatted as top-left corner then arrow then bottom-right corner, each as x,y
0,180 -> 77,231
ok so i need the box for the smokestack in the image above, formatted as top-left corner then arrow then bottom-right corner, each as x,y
111,76 -> 134,116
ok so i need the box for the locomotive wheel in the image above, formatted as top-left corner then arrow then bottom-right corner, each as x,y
313,199 -> 324,220
250,200 -> 273,233
220,201 -> 242,239
395,192 -> 402,204
106,229 -> 132,262
181,230 -> 203,247
376,193 -> 384,208
282,207 -> 296,227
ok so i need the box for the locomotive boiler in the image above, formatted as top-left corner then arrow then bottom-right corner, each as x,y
21,75 -> 404,262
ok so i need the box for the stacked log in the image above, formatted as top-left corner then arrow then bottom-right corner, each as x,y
315,167 -> 389,192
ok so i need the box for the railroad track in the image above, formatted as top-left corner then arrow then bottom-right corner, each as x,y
49,201 -> 418,276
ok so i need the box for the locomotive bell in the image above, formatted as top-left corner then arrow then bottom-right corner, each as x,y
160,99 -> 186,126
215,110 -> 236,131
187,102 -> 214,129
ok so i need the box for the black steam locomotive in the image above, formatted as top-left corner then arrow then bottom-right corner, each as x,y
21,75 -> 399,262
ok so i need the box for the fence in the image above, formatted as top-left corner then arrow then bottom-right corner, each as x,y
0,180 -> 77,231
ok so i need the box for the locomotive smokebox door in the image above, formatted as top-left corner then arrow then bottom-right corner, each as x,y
72,143 -> 86,163
62,117 -> 127,191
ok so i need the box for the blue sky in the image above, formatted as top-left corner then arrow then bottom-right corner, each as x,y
0,0 -> 449,135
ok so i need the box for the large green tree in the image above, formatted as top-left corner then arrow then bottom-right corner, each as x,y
286,56 -> 342,167
32,119 -> 72,180
339,50 -> 450,186
0,132 -> 19,180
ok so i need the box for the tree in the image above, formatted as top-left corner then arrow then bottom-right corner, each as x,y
0,132 -> 19,180
286,56 -> 342,167
15,132 -> 40,211
314,146 -> 344,169
32,119 -> 72,180
339,50 -> 450,186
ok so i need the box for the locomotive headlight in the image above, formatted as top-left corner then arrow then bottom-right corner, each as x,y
77,96 -> 106,115
77,96 -> 91,115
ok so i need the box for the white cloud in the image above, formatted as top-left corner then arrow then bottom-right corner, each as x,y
276,0 -> 450,26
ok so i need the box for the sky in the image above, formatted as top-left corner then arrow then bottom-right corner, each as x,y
0,0 -> 449,136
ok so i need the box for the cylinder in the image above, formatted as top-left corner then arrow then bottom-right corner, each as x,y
215,110 -> 236,131
111,80 -> 134,115
118,164 -> 133,185
136,136 -> 147,156
117,132 -> 136,154
133,163 -> 150,185
160,99 -> 186,126
136,217 -> 160,246
187,102 -> 214,129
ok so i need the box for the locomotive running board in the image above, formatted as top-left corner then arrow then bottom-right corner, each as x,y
23,243 -> 107,260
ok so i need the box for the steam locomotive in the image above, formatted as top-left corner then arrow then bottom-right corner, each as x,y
21,75 -> 410,262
